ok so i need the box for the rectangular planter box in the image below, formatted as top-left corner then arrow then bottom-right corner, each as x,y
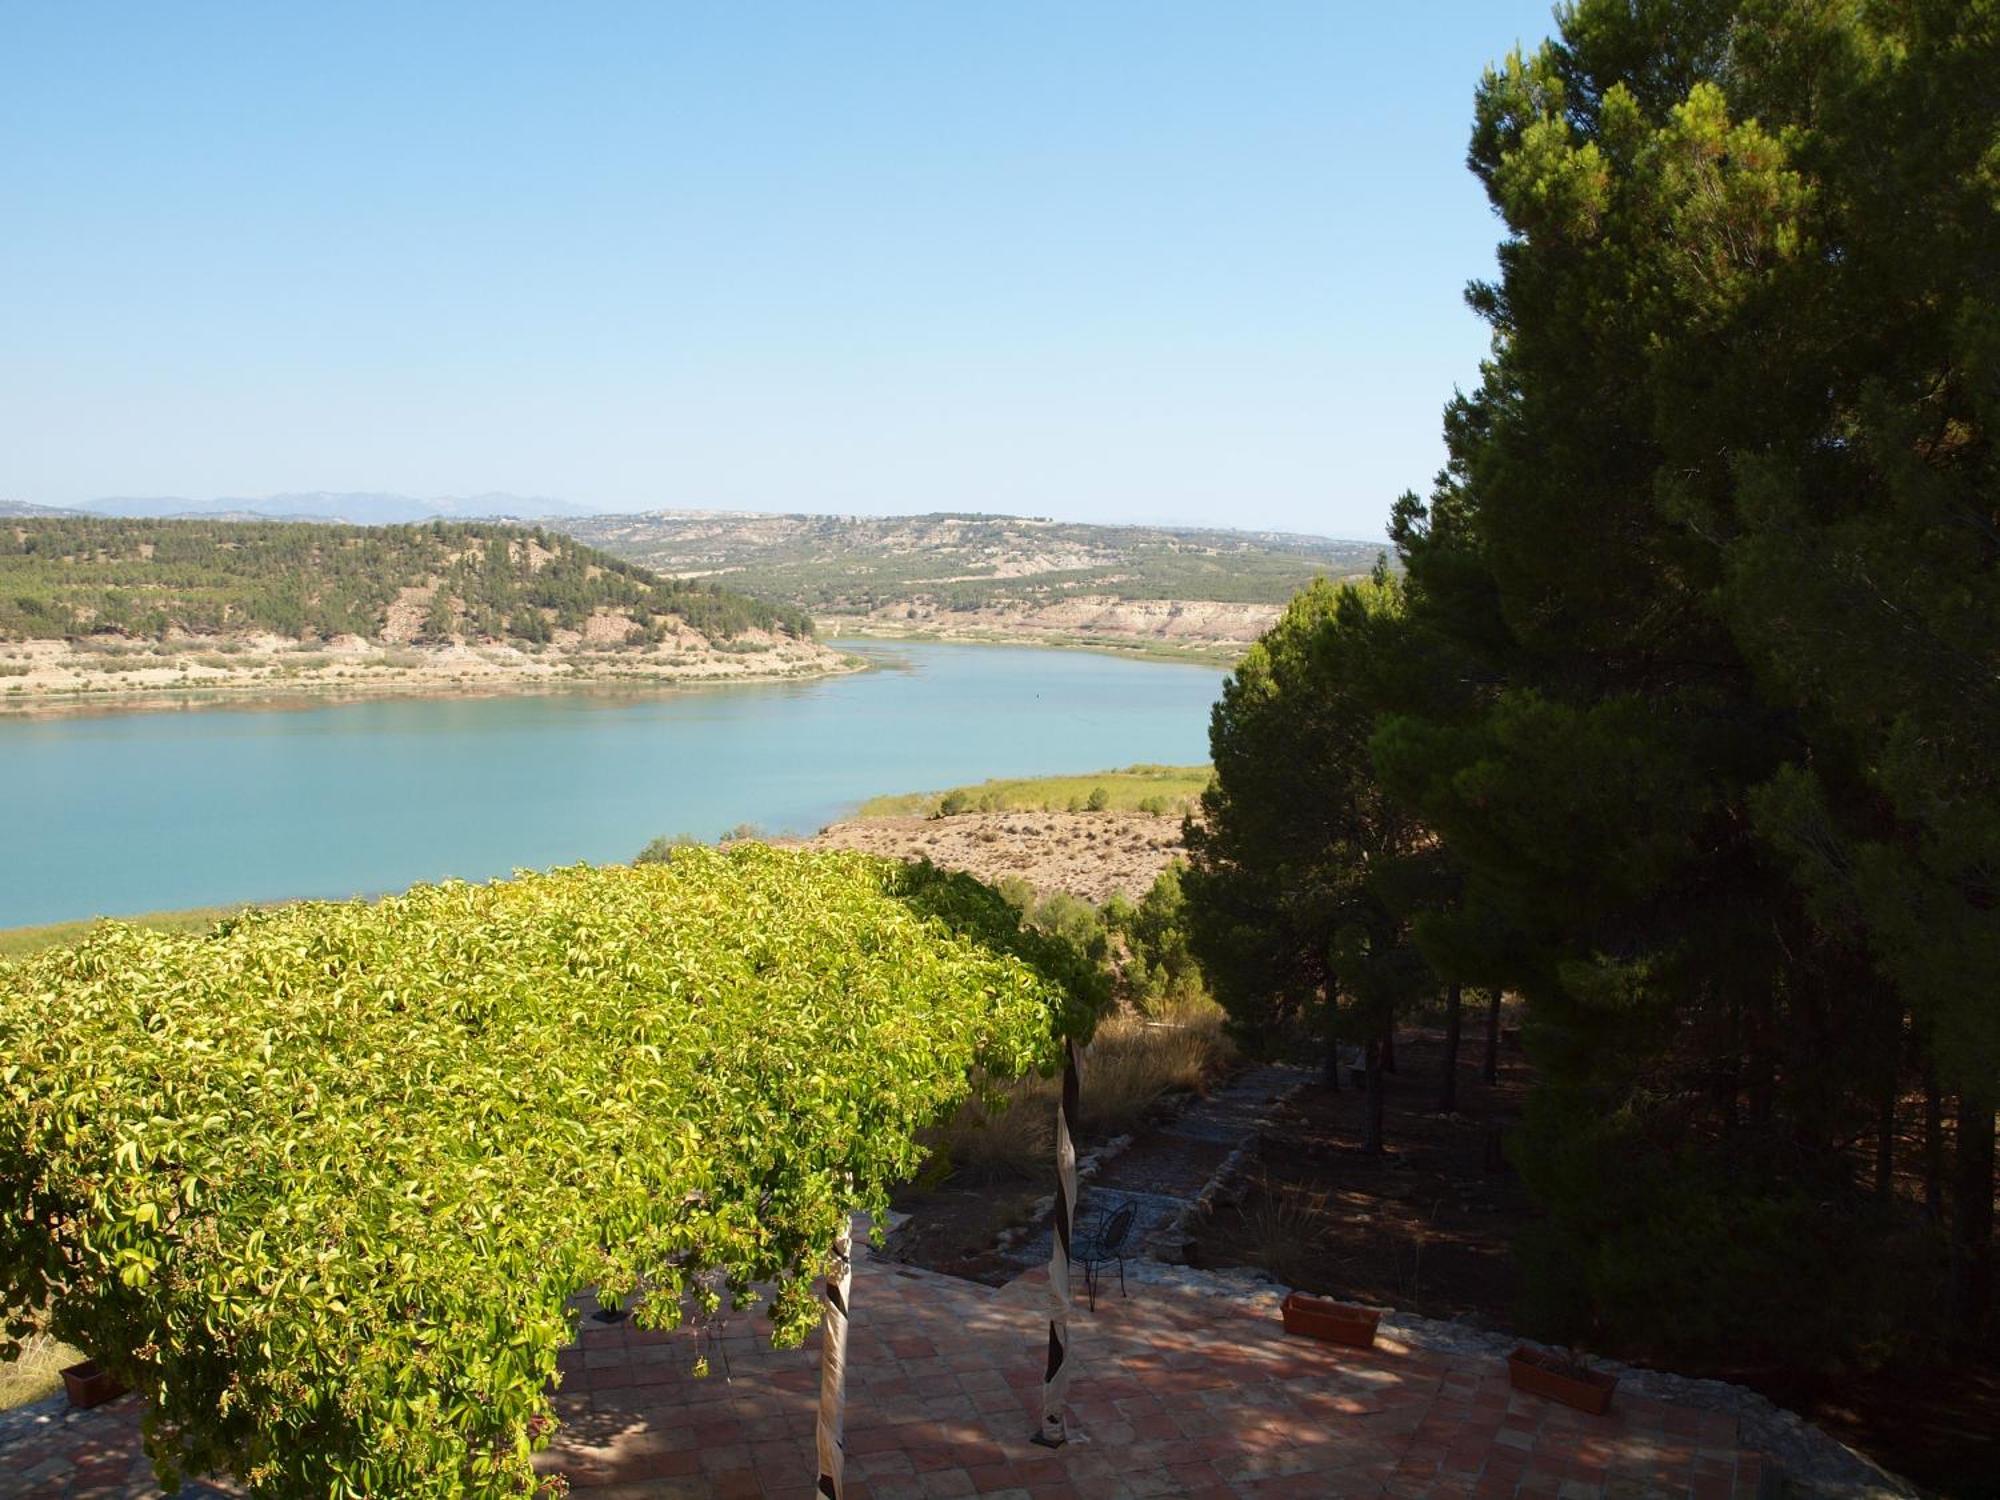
60,1359 -> 129,1410
1280,1292 -> 1380,1348
1507,1346 -> 1616,1415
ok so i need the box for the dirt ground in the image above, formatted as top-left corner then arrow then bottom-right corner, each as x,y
887,1180 -> 1050,1285
1193,1026 -> 1536,1326
1191,1027 -> 2000,1499
804,810 -> 1185,903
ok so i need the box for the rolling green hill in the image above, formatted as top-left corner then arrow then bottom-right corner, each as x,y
0,518 -> 813,645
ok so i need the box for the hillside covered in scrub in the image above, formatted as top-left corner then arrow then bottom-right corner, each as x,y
0,517 -> 814,646
566,510 -> 1379,610
0,518 -> 845,709
563,510 -> 1383,659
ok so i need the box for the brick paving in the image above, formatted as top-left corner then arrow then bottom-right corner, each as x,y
1,1252 -> 1775,1498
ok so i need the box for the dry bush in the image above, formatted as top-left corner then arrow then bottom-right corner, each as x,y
923,1076 -> 1056,1184
1233,1175 -> 1345,1293
1076,1007 -> 1227,1136
0,1324 -> 80,1412
921,999 -> 1235,1183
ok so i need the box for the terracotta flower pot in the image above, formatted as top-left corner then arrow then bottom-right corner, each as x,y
1279,1292 -> 1381,1348
60,1359 -> 129,1410
1506,1346 -> 1616,1415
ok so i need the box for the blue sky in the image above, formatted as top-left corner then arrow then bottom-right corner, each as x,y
2,2 -> 1559,538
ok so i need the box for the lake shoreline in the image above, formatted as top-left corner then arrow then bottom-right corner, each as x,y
0,619 -> 1249,721
824,619 -> 1247,666
0,637 -> 868,720
0,609 -> 1253,721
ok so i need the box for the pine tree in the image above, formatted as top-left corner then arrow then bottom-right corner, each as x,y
1376,0 -> 1996,1358
1183,577 -> 1434,1150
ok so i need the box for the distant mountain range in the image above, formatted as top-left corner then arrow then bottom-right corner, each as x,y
4,492 -> 592,525
0,500 -> 90,518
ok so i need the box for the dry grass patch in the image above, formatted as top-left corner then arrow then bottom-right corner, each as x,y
1078,1004 -> 1231,1136
921,999 -> 1235,1183
0,1325 -> 81,1412
1229,1174 -> 1348,1293
928,1076 -> 1055,1185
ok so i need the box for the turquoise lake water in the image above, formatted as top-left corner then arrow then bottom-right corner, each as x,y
0,641 -> 1223,928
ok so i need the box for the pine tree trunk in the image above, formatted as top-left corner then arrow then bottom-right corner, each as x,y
1951,1092 -> 1995,1341
1747,993 -> 1778,1127
1481,989 -> 1501,1086
1363,1031 -> 1387,1156
1437,983 -> 1462,1114
1924,1062 -> 1944,1221
1721,992 -> 1743,1136
1876,1072 -> 1897,1202
1322,973 -> 1341,1089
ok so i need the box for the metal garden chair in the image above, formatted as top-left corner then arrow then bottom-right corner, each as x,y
1073,1197 -> 1136,1311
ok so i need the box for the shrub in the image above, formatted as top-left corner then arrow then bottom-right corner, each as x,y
0,1316 -> 80,1411
1106,864 -> 1207,1010
1230,1173 -> 1339,1293
923,1005 -> 1231,1177
925,1076 -> 1056,1183
992,878 -> 1111,972
634,833 -> 703,864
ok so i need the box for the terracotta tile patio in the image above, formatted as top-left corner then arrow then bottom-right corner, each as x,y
541,1255 -> 1771,1500
0,1255 -> 1775,1499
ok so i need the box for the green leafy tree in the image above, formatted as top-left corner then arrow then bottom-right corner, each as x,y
0,849 -> 1095,1496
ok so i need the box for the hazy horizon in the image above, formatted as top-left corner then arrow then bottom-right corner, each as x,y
12,489 -> 1386,540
